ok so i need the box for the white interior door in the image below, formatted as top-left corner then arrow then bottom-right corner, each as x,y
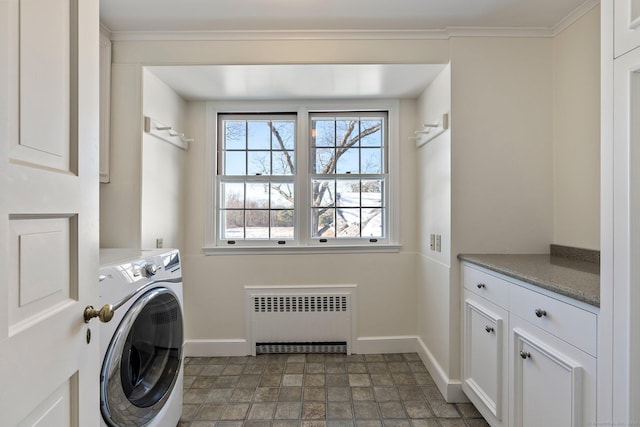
0,0 -> 100,425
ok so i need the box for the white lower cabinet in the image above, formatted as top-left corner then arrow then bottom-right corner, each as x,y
463,291 -> 509,426
461,263 -> 598,427
510,315 -> 596,427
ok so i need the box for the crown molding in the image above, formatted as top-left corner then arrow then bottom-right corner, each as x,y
106,0 -> 600,42
445,27 -> 553,38
552,0 -> 599,36
108,29 -> 450,42
100,22 -> 112,39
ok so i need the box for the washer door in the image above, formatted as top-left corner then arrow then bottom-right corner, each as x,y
101,287 -> 183,427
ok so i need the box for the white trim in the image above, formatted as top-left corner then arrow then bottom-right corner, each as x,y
552,0 -> 600,36
203,244 -> 401,256
108,29 -> 450,42
184,336 -> 421,358
416,336 -> 468,403
352,336 -> 418,354
184,339 -> 249,357
107,23 -> 590,42
446,27 -> 553,38
598,1 -> 614,424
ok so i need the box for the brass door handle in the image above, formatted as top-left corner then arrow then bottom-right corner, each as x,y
84,304 -> 114,323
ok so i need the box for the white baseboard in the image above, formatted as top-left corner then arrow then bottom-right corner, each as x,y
185,339 -> 249,357
416,336 -> 467,403
352,335 -> 418,354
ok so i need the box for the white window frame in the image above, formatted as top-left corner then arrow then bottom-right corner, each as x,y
203,99 -> 401,254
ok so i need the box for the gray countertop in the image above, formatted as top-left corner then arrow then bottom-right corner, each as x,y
457,253 -> 600,307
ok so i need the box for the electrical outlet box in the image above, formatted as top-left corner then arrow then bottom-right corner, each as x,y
430,234 -> 435,250
435,235 -> 441,252
156,238 -> 163,248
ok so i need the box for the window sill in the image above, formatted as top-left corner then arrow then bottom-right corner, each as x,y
202,244 -> 402,256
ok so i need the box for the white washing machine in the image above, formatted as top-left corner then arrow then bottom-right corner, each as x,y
98,249 -> 184,427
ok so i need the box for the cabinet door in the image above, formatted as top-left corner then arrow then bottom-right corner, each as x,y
462,293 -> 507,425
510,317 -> 596,427
615,0 -> 640,57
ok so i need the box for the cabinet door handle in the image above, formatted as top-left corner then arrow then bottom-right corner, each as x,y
519,350 -> 531,360
477,283 -> 486,289
534,308 -> 547,318
485,326 -> 494,333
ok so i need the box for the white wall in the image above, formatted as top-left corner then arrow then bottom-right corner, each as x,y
553,6 -> 601,250
450,37 -> 555,257
100,64 -> 143,248
413,37 -> 557,400
100,65 -> 188,251
141,68 -> 188,251
415,65 -> 454,396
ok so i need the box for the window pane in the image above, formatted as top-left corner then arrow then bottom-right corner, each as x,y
248,151 -> 271,175
361,148 -> 382,174
222,210 -> 244,239
271,121 -> 295,150
246,182 -> 270,208
312,207 -> 335,238
336,180 -> 360,207
360,119 -> 383,147
272,151 -> 295,175
221,182 -> 244,208
224,151 -> 246,175
270,183 -> 294,209
337,208 -> 360,237
313,148 -> 334,174
336,148 -> 359,174
311,179 -> 335,207
361,180 -> 383,207
362,208 -> 383,237
312,119 -> 335,147
336,119 -> 356,146
247,121 -> 271,149
270,210 -> 294,239
224,120 -> 246,150
246,210 -> 270,238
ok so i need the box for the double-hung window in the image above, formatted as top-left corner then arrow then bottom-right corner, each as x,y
218,114 -> 296,242
211,102 -> 396,251
310,112 -> 386,242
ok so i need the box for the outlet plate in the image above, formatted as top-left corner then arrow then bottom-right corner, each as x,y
156,238 -> 163,248
435,235 -> 441,252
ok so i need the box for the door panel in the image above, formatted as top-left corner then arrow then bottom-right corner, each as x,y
0,0 -> 100,425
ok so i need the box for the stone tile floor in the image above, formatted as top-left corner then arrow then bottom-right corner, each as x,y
177,353 -> 489,427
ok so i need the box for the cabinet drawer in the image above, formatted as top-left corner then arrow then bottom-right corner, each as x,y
463,265 -> 509,308
509,285 -> 597,356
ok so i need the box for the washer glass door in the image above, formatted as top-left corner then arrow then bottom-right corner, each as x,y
101,287 -> 183,427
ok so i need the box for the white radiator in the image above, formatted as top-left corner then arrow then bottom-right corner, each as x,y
244,285 -> 357,355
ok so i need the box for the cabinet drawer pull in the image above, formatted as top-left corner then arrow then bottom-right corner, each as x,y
534,308 -> 547,318
485,326 -> 494,333
477,283 -> 486,289
519,350 -> 531,360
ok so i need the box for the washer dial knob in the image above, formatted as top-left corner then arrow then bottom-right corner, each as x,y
144,263 -> 158,277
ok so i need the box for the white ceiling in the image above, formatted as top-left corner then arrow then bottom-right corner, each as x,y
100,0 -> 589,33
147,64 -> 446,101
109,0 -> 590,101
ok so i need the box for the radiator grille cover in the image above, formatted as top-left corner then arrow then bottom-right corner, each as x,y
245,286 -> 356,356
253,295 -> 348,313
255,341 -> 347,354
